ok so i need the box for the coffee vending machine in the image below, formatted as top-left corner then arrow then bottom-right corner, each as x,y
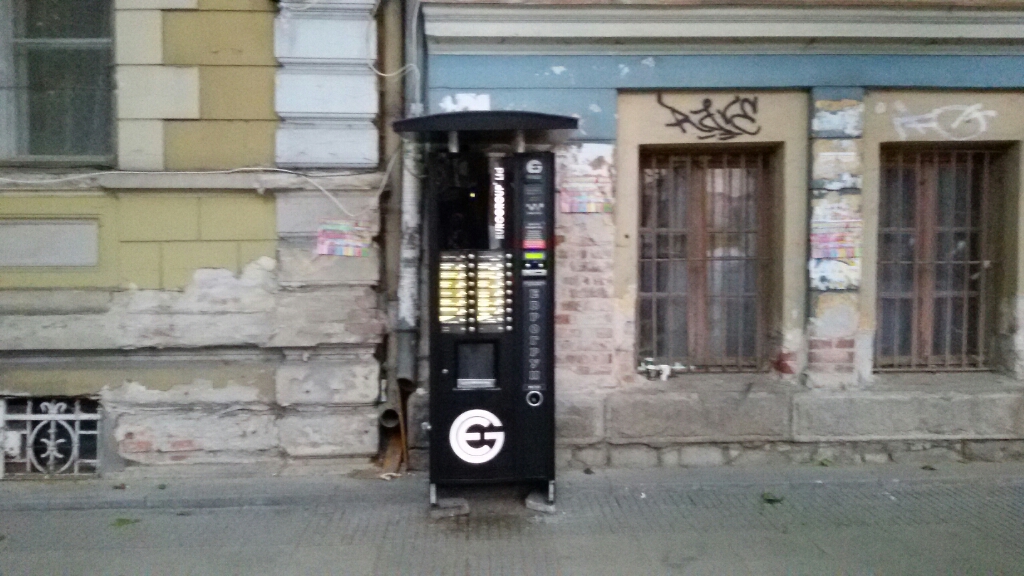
393,111 -> 578,505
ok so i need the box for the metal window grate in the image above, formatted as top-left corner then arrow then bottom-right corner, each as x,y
875,149 -> 997,371
637,150 -> 772,372
1,397 -> 100,479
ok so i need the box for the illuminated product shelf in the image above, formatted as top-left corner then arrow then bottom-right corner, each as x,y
438,251 -> 512,333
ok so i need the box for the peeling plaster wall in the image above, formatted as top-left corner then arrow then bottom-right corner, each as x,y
1,253 -> 386,467
806,88 -> 865,388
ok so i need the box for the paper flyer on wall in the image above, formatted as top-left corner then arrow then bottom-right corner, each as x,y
556,143 -> 615,213
315,220 -> 373,257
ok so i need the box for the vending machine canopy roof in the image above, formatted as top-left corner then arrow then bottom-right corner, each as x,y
393,110 -> 578,145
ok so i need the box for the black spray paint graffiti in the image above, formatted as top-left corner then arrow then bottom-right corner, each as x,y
656,93 -> 762,141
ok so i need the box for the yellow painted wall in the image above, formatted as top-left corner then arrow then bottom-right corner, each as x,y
0,192 -> 276,290
156,6 -> 277,169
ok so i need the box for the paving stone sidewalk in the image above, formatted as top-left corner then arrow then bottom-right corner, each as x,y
1,463 -> 1022,575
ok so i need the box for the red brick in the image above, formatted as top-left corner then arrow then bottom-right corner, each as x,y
835,338 -> 856,349
772,351 -> 797,374
555,314 -> 571,325
169,439 -> 198,452
808,339 -> 833,350
120,440 -> 153,454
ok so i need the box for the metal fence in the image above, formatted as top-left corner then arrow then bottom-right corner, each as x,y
637,149 -> 772,372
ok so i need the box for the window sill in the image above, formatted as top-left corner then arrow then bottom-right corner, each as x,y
638,371 -> 794,394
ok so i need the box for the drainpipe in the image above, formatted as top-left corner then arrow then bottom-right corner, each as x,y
395,0 -> 424,390
378,0 -> 406,441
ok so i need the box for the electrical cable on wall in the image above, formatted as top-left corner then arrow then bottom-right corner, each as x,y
0,161 -> 396,221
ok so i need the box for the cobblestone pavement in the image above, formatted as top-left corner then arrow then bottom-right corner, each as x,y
1,465 -> 1022,575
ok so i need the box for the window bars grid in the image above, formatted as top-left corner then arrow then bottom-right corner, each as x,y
638,150 -> 772,372
875,149 -> 996,371
0,397 -> 100,479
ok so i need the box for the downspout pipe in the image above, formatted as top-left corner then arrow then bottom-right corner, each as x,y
395,0 -> 424,389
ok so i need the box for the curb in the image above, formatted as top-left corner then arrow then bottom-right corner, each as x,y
2,464 -> 1023,512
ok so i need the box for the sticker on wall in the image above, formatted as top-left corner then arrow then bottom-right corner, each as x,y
316,220 -> 373,257
556,143 -> 615,213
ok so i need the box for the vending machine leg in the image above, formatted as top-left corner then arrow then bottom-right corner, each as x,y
429,483 -> 438,506
547,480 -> 556,504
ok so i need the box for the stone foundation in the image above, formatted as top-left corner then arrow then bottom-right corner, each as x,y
407,440 -> 1024,472
559,439 -> 1024,469
407,373 -> 1024,472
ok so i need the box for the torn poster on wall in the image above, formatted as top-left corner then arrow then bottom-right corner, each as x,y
809,193 -> 862,289
316,220 -> 373,257
810,196 -> 862,259
809,258 -> 861,291
556,143 -> 615,213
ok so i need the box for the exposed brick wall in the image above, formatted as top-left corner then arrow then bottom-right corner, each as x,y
807,338 -> 856,374
554,213 -> 619,391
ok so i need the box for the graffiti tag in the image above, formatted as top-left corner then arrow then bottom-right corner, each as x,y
891,102 -> 997,141
656,93 -> 761,141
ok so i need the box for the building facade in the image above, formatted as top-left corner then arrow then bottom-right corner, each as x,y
406,0 -> 1024,468
5,0 -> 1024,479
0,0 -> 389,476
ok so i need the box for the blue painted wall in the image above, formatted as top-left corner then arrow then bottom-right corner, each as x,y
429,54 -> 1024,140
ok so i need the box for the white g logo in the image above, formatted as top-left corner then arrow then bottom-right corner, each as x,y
525,159 -> 543,174
449,409 -> 505,464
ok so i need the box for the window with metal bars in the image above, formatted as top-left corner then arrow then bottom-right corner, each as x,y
637,149 -> 773,372
875,148 -> 999,371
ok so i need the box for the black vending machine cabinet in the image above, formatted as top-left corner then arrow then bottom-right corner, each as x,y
393,111 -> 578,505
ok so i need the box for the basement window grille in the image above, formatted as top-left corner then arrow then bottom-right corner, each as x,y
875,148 -> 999,371
1,397 -> 100,479
637,149 -> 773,373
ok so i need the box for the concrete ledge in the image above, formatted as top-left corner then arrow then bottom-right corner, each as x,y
793,390 -> 1024,441
605,390 -> 791,442
0,290 -> 113,315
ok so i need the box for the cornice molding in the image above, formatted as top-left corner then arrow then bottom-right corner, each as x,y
424,5 -> 1024,42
